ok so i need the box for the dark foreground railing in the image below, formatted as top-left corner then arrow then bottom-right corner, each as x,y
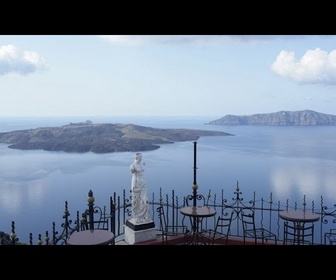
2,181 -> 336,245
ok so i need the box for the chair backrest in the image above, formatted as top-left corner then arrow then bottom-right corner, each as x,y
284,221 -> 314,245
184,194 -> 207,207
240,208 -> 256,232
80,209 -> 109,231
184,194 -> 211,232
215,211 -> 234,235
156,206 -> 166,243
156,206 -> 167,230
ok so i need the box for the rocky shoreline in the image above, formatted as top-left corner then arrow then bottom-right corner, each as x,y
206,110 -> 336,126
0,122 -> 232,154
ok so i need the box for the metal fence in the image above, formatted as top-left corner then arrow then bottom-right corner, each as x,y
3,181 -> 336,245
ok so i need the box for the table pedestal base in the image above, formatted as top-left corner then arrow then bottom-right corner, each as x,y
124,219 -> 156,245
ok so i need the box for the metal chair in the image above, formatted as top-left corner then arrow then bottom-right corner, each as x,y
156,206 -> 189,245
201,211 -> 233,245
183,193 -> 211,232
283,221 -> 314,245
240,208 -> 277,245
324,228 -> 336,245
79,204 -> 110,231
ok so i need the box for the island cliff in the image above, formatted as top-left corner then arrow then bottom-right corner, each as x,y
0,122 -> 232,154
206,110 -> 336,126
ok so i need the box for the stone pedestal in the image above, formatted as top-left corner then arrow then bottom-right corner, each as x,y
124,218 -> 156,245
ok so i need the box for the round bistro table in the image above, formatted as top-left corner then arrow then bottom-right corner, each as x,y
180,206 -> 217,245
67,229 -> 114,245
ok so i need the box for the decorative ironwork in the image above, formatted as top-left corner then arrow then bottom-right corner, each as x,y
4,182 -> 336,245
9,221 -> 19,245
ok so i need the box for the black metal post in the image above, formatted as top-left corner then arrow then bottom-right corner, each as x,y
87,189 -> 95,230
192,141 -> 198,232
192,141 -> 198,207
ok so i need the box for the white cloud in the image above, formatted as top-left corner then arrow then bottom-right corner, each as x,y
0,44 -> 48,76
271,48 -> 336,85
227,35 -> 304,42
98,35 -> 243,46
98,35 -> 312,46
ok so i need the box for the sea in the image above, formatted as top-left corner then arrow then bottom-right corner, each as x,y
0,115 -> 336,244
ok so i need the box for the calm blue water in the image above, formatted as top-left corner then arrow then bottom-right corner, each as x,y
0,116 -> 336,243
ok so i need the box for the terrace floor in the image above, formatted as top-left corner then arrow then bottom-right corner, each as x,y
114,233 -> 278,245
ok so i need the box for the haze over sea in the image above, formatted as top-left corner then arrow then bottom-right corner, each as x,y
1,115 -> 336,244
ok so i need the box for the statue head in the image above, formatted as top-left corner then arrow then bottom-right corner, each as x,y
135,152 -> 142,162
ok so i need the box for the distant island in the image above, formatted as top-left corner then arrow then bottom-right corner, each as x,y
206,110 -> 336,126
0,122 -> 232,154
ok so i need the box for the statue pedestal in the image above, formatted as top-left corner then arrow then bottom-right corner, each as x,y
124,218 -> 156,245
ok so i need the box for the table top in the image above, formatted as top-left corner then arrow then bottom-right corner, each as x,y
279,209 -> 320,223
180,206 -> 216,218
67,229 -> 114,245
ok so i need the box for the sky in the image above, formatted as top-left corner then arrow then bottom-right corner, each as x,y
1,35 -> 336,117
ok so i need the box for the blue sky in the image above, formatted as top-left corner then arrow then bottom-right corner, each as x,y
0,35 -> 336,117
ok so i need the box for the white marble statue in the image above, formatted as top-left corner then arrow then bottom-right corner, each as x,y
130,152 -> 150,224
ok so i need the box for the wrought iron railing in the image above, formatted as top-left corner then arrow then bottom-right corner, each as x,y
3,181 -> 336,245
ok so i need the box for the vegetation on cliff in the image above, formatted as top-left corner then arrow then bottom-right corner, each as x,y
206,110 -> 336,126
0,122 -> 232,154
